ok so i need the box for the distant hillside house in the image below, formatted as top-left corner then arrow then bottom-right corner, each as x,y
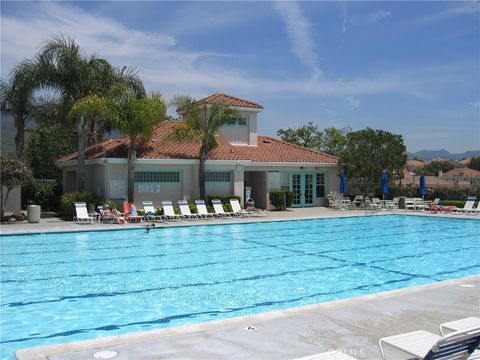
442,167 -> 480,186
57,93 -> 339,209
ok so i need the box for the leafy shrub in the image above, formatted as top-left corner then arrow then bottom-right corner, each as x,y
269,190 -> 293,210
60,192 -> 103,217
22,181 -> 62,211
206,195 -> 241,206
188,204 -> 198,214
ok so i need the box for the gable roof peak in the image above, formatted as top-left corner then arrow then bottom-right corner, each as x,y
198,93 -> 263,109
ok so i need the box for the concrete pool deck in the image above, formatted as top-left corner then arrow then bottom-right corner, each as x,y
0,207 -> 477,235
15,275 -> 479,360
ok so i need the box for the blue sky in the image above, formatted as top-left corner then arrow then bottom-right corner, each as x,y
1,1 -> 479,153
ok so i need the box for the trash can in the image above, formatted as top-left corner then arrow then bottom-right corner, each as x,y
27,205 -> 41,223
398,197 -> 406,209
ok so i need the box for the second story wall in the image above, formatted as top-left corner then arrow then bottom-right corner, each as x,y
219,110 -> 258,146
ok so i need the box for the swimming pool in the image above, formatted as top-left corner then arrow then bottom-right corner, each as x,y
1,215 -> 479,359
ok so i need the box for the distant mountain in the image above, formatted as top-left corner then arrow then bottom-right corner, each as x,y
408,149 -> 480,161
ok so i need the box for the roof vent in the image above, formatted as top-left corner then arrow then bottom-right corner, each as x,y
263,139 -> 272,144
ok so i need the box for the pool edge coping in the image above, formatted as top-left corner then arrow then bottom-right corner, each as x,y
2,211 -> 478,237
15,274 -> 480,360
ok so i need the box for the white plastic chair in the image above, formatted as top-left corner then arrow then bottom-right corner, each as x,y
161,200 -> 184,221
379,326 -> 480,360
142,201 -> 163,222
178,200 -> 199,220
211,199 -> 234,217
194,200 -> 215,219
229,198 -> 251,217
74,202 -> 95,224
452,197 -> 477,215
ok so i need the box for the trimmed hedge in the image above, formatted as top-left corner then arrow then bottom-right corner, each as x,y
269,190 -> 294,210
206,195 -> 241,205
439,200 -> 471,207
60,192 -> 103,217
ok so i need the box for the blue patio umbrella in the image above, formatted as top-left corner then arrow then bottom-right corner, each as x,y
339,170 -> 347,194
381,170 -> 389,200
419,173 -> 427,198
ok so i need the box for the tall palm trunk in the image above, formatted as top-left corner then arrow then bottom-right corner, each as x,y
76,115 -> 87,192
14,117 -> 25,159
127,136 -> 137,202
199,146 -> 208,201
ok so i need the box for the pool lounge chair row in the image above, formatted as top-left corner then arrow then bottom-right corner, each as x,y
143,199 -> 266,222
294,316 -> 480,360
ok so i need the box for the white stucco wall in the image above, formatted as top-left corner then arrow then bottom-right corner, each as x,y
218,111 -> 258,145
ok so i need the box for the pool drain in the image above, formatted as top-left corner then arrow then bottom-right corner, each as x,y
93,350 -> 118,359
244,326 -> 257,332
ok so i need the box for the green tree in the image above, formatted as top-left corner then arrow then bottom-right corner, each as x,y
468,156 -> 480,171
320,127 -> 349,157
25,123 -> 76,180
0,69 -> 36,159
69,84 -> 166,202
169,95 -> 238,200
340,128 -> 407,195
0,157 -> 32,217
421,160 -> 456,176
22,35 -> 144,192
276,122 -> 323,149
276,123 -> 348,157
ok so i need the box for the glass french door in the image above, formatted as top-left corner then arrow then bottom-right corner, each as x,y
290,173 -> 315,207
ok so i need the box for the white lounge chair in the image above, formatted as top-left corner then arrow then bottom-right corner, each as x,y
211,199 -> 232,217
452,197 -> 477,215
194,200 -> 215,219
178,200 -> 199,220
229,198 -> 251,217
74,202 -> 95,224
142,201 -> 163,222
379,326 -> 480,360
440,317 -> 480,335
161,201 -> 185,221
293,350 -> 357,360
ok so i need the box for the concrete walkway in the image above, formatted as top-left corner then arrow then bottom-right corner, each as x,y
16,276 -> 479,360
1,207 -> 477,235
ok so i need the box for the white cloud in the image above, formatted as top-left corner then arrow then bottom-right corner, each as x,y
0,1 -> 449,102
273,2 -> 322,81
366,10 -> 391,23
346,96 -> 361,109
413,2 -> 480,25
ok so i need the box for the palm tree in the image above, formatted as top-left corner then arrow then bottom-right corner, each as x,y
0,69 -> 36,159
70,84 -> 166,202
20,35 -> 144,191
169,95 -> 238,200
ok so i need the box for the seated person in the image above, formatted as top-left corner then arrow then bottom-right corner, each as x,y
112,208 -> 126,224
129,202 -> 138,217
123,201 -> 130,216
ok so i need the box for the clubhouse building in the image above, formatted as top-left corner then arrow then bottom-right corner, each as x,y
57,93 -> 340,209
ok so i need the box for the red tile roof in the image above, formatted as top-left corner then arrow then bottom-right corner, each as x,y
58,121 -> 338,164
197,93 -> 263,109
443,167 -> 480,177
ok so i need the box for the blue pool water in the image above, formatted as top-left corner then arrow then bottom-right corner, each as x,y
1,215 -> 479,359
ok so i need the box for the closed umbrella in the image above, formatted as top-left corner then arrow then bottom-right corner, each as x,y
381,170 -> 389,200
419,173 -> 427,198
339,170 -> 347,194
